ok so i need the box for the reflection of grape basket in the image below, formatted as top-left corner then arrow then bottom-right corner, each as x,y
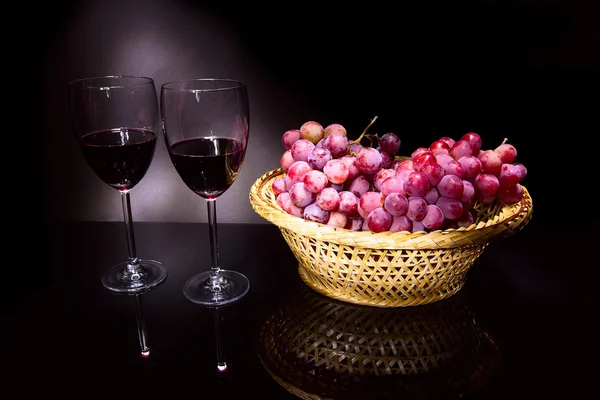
256,286 -> 500,400
249,167 -> 533,308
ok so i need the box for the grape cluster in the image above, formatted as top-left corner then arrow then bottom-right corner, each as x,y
273,117 -> 527,233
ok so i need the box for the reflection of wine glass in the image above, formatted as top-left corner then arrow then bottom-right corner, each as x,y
257,286 -> 499,399
69,76 -> 167,293
161,78 -> 250,306
134,293 -> 151,358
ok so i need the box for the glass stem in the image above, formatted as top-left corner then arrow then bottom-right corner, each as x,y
207,200 -> 220,275
135,294 -> 150,357
121,191 -> 140,272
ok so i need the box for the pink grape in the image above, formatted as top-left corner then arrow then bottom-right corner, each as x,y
327,211 -> 347,228
383,192 -> 409,216
404,171 -> 431,197
283,197 -> 304,218
495,143 -> 517,164
406,197 -> 428,222
373,168 -> 396,191
420,162 -> 445,186
303,202 -> 329,223
514,163 -> 528,182
449,140 -> 473,160
412,151 -> 437,172
276,192 -> 290,210
347,175 -> 370,197
435,153 -> 454,167
478,150 -> 502,175
459,180 -> 475,203
366,207 -> 393,233
435,197 -> 464,220
280,150 -> 295,171
498,163 -> 521,187
412,220 -> 426,233
315,138 -> 325,148
437,174 -> 464,199
323,159 -> 349,184
460,132 -> 482,154
324,123 -> 347,137
345,217 -> 363,231
356,147 -> 383,175
338,191 -> 359,216
272,177 -> 287,196
299,121 -> 325,145
474,173 -> 500,196
390,216 -> 412,232
361,218 -> 371,231
286,161 -> 313,183
422,204 -> 444,231
381,176 -> 406,196
339,155 -> 361,181
349,142 -> 364,154
358,191 -> 385,219
316,187 -> 340,211
307,147 -> 332,170
442,159 -> 465,178
291,139 -> 315,162
396,167 -> 413,181
379,133 -> 401,154
282,129 -> 301,150
423,187 -> 440,204
457,155 -> 482,178
284,176 -> 295,191
324,134 -> 349,158
498,183 -> 523,203
395,159 -> 413,172
289,182 -> 315,208
303,170 -> 329,193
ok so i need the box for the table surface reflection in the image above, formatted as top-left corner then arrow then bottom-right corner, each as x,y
4,221 -> 595,398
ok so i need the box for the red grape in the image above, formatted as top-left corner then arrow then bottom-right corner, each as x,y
303,202 -> 329,223
478,150 -> 502,175
356,147 -> 383,175
272,177 -> 287,196
303,170 -> 329,193
338,191 -> 359,216
406,197 -> 428,222
291,139 -> 315,162
289,182 -> 315,207
323,159 -> 349,184
384,192 -> 409,216
404,171 -> 431,197
307,147 -> 332,170
367,207 -> 393,232
316,187 -> 340,211
474,173 -> 500,196
390,216 -> 412,232
449,140 -> 473,160
324,123 -> 347,137
437,174 -> 464,199
327,211 -> 348,228
460,132 -> 482,154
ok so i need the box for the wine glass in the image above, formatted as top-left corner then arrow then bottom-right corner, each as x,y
160,78 -> 250,306
69,75 -> 168,293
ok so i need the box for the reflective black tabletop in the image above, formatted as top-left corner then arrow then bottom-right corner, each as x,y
4,221 -> 595,398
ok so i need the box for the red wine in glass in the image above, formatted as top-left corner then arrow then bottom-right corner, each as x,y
168,137 -> 245,199
80,128 -> 157,191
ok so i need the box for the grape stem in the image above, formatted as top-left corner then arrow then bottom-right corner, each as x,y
501,137 -> 508,145
351,116 -> 379,145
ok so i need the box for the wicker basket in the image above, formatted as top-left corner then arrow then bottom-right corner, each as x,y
256,285 -> 499,400
249,167 -> 533,308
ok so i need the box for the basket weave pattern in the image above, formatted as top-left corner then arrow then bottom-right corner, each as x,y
250,168 -> 533,308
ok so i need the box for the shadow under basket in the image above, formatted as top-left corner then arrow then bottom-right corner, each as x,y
250,168 -> 533,308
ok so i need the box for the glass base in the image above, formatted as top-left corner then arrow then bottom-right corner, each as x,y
102,259 -> 167,294
183,270 -> 250,306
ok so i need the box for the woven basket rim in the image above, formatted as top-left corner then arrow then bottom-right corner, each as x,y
249,167 -> 533,249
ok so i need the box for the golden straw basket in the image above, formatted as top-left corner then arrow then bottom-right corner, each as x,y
257,285 -> 500,400
249,166 -> 533,308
